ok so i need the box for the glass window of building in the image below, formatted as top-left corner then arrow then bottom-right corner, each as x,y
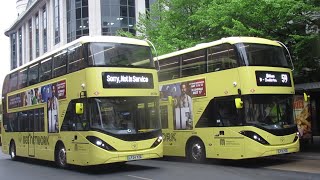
101,0 -> 136,36
11,33 -> 17,70
18,28 -> 22,66
35,13 -> 39,58
42,5 -> 47,53
67,0 -> 89,43
54,0 -> 60,44
145,0 -> 156,13
28,19 -> 33,61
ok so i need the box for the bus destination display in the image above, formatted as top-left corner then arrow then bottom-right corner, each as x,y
255,71 -> 291,87
102,72 -> 154,89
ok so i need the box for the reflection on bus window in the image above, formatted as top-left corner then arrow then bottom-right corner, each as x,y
89,97 -> 160,134
88,43 -> 153,68
243,95 -> 295,129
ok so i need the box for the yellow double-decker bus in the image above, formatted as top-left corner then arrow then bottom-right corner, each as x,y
155,37 -> 299,162
1,36 -> 163,168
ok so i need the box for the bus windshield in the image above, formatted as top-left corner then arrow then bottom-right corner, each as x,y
243,95 -> 295,129
236,43 -> 289,67
89,97 -> 160,134
88,42 -> 154,68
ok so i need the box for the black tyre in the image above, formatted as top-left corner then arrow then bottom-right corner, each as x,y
188,139 -> 206,163
9,141 -> 17,161
55,144 -> 68,168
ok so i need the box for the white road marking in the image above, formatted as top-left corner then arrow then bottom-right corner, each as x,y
126,175 -> 153,180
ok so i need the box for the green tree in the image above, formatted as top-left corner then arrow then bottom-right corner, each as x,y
124,0 -> 319,82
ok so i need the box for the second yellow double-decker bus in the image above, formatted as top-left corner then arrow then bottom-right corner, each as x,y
1,36 -> 163,168
156,37 -> 299,162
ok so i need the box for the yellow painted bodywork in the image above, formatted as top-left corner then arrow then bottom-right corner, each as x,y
160,66 -> 299,160
1,67 -> 163,166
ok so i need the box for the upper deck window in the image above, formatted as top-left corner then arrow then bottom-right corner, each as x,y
207,44 -> 238,72
236,43 -> 289,68
88,42 -> 154,68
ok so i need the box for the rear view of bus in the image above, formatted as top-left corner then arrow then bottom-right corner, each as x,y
156,37 -> 299,161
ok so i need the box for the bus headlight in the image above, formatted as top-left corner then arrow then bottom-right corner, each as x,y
151,136 -> 163,148
86,136 -> 116,151
293,131 -> 300,142
240,131 -> 270,145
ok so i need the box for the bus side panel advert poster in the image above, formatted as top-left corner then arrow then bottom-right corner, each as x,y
293,95 -> 312,139
159,78 -> 206,130
8,80 -> 67,109
159,78 -> 206,101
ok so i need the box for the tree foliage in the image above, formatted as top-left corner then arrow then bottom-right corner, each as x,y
124,0 -> 320,83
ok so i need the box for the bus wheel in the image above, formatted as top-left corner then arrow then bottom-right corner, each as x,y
188,139 -> 206,163
55,144 -> 68,168
9,141 -> 17,161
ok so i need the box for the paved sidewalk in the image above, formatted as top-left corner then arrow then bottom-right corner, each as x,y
276,136 -> 320,160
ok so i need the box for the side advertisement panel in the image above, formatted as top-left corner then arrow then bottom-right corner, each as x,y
293,95 -> 312,139
160,78 -> 206,130
8,80 -> 66,133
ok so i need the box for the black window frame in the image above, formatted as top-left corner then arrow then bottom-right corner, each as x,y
181,49 -> 206,77
53,50 -> 68,78
18,68 -> 28,89
39,57 -> 53,82
196,96 -> 242,128
28,63 -> 40,86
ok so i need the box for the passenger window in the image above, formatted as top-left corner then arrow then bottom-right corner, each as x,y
215,100 -> 239,126
18,111 -> 28,132
28,63 -> 39,86
208,44 -> 238,72
28,110 -> 34,132
158,56 -> 180,81
196,99 -> 217,128
2,75 -> 10,95
53,50 -> 67,78
9,73 -> 18,92
18,68 -> 28,89
196,98 -> 241,128
61,99 -> 88,131
160,105 -> 168,129
34,109 -> 44,132
68,44 -> 86,73
7,112 -> 18,132
40,58 -> 52,82
39,108 -> 45,131
181,49 -> 206,77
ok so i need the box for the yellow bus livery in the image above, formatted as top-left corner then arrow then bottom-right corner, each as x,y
1,36 -> 163,168
156,37 -> 299,162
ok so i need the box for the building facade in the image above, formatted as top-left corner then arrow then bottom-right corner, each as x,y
6,0 -> 157,70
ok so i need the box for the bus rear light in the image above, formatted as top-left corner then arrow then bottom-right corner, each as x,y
240,131 -> 270,145
86,136 -> 116,151
151,136 -> 163,148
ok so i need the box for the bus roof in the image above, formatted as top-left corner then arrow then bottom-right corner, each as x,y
155,36 -> 281,61
9,36 -> 150,74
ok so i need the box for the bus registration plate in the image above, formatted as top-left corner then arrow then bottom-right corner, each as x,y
128,155 -> 142,161
277,148 -> 288,154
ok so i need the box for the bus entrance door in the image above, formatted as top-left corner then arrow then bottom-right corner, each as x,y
28,132 -> 35,157
213,127 -> 244,159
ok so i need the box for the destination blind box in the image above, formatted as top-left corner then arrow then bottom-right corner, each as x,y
102,72 -> 154,89
255,71 -> 291,87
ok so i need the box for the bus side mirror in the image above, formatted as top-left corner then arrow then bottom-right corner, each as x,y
303,93 -> 310,102
168,96 -> 174,106
76,103 -> 84,114
235,98 -> 243,109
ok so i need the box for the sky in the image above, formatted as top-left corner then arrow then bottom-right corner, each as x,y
0,1 -> 17,94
